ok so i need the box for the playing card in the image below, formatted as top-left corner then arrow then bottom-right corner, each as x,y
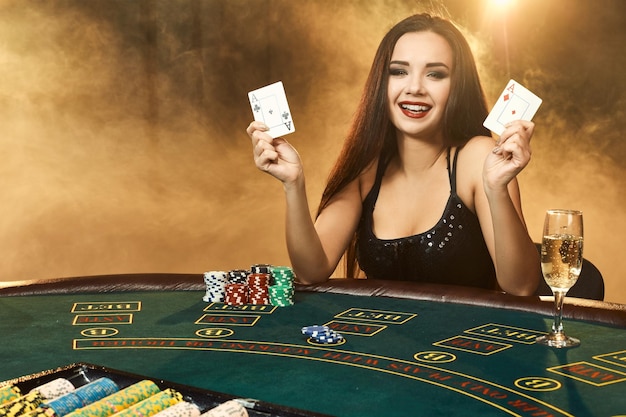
483,79 -> 542,136
248,81 -> 295,138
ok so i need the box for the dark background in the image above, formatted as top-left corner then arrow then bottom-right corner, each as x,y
0,0 -> 624,302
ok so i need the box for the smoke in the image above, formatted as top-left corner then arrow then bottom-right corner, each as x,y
0,0 -> 624,303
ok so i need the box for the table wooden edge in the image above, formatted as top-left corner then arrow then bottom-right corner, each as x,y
1,274 -> 624,328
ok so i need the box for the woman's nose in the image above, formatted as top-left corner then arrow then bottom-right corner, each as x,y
405,75 -> 425,95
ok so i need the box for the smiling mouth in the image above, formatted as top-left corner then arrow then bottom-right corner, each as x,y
400,103 -> 431,118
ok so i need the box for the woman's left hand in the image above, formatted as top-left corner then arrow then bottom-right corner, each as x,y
483,120 -> 534,191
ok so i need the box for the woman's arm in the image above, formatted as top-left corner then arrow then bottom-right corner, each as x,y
285,176 -> 363,283
466,121 -> 541,295
247,122 -> 363,284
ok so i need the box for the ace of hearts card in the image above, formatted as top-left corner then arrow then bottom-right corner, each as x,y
483,79 -> 542,136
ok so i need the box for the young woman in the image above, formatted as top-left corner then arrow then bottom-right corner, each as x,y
247,14 -> 540,296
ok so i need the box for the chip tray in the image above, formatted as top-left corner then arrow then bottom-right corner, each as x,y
0,363 -> 334,417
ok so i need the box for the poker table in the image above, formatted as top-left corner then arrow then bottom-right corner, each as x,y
1,274 -> 626,417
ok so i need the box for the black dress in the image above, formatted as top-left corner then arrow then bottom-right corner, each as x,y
355,148 -> 497,289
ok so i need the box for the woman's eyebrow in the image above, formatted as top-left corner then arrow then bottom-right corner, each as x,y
426,62 -> 450,69
389,60 -> 450,69
389,60 -> 410,66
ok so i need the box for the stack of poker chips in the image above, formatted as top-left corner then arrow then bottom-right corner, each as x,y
202,271 -> 228,303
0,378 -> 115,417
246,273 -> 270,305
199,400 -> 248,417
301,325 -> 344,344
30,380 -> 75,402
0,385 -> 21,407
202,264 -> 296,307
47,384 -> 185,417
42,378 -> 119,417
224,284 -> 248,306
0,376 -> 252,417
0,377 -> 75,417
224,270 -> 249,306
249,264 -> 272,275
111,388 -> 183,417
0,390 -> 45,417
152,401 -> 200,417
269,266 -> 295,307
227,270 -> 249,285
62,379 -> 160,417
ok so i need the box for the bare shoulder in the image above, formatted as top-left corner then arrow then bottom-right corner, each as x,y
456,136 -> 495,171
461,135 -> 496,157
324,157 -> 378,208
357,157 -> 379,201
455,136 -> 495,209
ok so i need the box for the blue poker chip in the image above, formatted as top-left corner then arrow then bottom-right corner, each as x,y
314,338 -> 343,344
302,325 -> 344,344
301,325 -> 330,336
312,332 -> 344,344
45,392 -> 84,416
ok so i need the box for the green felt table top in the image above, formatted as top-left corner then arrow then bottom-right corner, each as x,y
1,290 -> 625,417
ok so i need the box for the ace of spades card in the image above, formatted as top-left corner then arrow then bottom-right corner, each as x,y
248,81 -> 295,138
483,79 -> 542,136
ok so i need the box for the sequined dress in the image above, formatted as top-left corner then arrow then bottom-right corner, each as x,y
355,148 -> 497,289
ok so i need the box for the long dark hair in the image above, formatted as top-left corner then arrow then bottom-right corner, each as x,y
317,14 -> 490,278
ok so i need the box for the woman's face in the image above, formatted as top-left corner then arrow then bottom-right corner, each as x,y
386,31 -> 453,142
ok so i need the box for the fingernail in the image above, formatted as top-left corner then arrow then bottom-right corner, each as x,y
492,146 -> 501,154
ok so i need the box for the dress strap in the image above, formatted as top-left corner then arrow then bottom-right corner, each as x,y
362,156 -> 387,210
372,156 -> 387,191
447,147 -> 460,194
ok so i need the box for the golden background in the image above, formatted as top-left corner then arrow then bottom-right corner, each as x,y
1,0 -> 624,303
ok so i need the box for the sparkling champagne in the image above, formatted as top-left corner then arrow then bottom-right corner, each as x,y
541,234 -> 583,292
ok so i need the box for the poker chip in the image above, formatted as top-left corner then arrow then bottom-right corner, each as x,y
64,379 -> 161,417
200,400 -> 248,417
0,385 -> 21,407
112,388 -> 183,417
250,264 -> 272,275
224,284 -> 248,306
269,266 -> 295,307
227,270 -> 249,285
270,265 -> 295,283
313,332 -> 344,344
301,325 -> 330,337
203,264 -> 296,307
0,391 -> 45,417
202,271 -> 228,303
247,273 -> 270,305
302,325 -> 344,344
43,378 -> 119,416
3,373 -> 251,417
31,379 -> 75,400
20,408 -> 56,417
247,273 -> 270,287
152,401 -> 200,417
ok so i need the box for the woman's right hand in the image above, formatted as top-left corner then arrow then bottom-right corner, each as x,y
246,121 -> 303,184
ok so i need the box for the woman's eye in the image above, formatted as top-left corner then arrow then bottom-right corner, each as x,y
389,67 -> 407,76
427,71 -> 448,79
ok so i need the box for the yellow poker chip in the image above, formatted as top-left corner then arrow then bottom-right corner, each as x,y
0,391 -> 44,417
65,379 -> 160,417
152,401 -> 200,417
0,385 -> 21,407
113,389 -> 182,417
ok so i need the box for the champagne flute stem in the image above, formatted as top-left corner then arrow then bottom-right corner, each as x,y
552,290 -> 566,334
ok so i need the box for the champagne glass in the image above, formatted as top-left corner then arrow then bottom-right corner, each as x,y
536,209 -> 583,348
